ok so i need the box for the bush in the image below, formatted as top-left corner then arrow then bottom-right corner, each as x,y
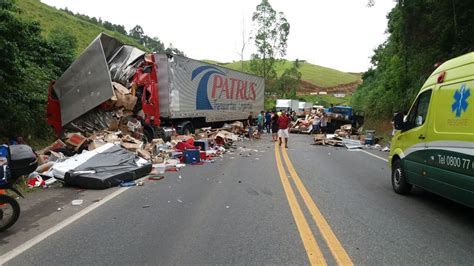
0,0 -> 76,139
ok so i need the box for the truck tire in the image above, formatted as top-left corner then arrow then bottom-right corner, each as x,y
182,123 -> 193,135
177,122 -> 194,135
392,159 -> 412,194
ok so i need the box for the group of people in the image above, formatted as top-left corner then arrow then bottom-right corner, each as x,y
246,110 -> 292,148
311,111 -> 328,134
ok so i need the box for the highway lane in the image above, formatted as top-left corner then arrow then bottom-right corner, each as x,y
3,134 -> 474,265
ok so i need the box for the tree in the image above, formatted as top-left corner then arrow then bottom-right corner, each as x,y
129,25 -> 144,42
47,28 -> 77,76
0,0 -> 77,138
236,16 -> 247,71
274,60 -> 302,97
249,0 -> 290,80
353,0 -> 474,120
145,36 -> 165,53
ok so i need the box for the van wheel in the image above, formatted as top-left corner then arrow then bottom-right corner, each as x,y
392,159 -> 412,194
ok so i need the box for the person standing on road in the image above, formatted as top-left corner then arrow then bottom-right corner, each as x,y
320,113 -> 327,135
257,111 -> 264,136
312,114 -> 321,134
271,112 -> 279,142
265,110 -> 272,133
291,111 -> 297,122
247,112 -> 255,141
277,111 -> 291,148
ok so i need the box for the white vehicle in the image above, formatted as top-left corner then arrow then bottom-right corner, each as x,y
276,99 -> 299,112
298,102 -> 312,112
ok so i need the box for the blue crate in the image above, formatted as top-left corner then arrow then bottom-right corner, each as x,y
183,149 -> 200,164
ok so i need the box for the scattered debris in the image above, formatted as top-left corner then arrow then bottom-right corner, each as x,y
71,199 -> 83,206
120,181 -> 137,187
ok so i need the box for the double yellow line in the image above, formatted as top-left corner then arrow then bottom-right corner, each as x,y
274,143 -> 353,266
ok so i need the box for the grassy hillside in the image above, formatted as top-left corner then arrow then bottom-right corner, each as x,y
17,0 -> 145,55
222,60 -> 359,88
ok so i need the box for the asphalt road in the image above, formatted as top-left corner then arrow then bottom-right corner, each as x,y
2,134 -> 474,265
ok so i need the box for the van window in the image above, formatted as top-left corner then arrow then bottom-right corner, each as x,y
405,90 -> 432,130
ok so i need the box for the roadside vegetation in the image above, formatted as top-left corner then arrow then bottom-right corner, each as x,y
353,1 -> 474,121
0,0 -> 184,141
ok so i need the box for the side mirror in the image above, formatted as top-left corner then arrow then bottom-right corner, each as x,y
393,112 -> 405,130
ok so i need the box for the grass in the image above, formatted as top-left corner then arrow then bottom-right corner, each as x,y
17,0 -> 146,55
297,94 -> 352,106
360,118 -> 394,145
222,60 -> 360,88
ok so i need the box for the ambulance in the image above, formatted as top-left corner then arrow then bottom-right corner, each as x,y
389,52 -> 474,208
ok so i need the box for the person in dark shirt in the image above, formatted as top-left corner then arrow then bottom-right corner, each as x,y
265,111 -> 272,133
271,112 -> 279,142
247,112 -> 255,140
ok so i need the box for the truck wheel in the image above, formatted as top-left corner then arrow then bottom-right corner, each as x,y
392,159 -> 412,194
182,124 -> 192,135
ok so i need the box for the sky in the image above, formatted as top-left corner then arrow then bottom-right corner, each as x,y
41,0 -> 396,73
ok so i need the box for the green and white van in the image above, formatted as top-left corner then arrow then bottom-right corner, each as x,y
389,52 -> 474,208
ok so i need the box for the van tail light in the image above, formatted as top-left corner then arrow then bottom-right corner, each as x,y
437,71 -> 446,83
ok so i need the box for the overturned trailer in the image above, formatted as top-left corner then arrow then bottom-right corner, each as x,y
47,33 -> 265,141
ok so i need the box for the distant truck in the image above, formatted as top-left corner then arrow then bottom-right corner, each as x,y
276,99 -> 299,112
326,105 -> 364,132
298,102 -> 312,112
46,33 -> 264,140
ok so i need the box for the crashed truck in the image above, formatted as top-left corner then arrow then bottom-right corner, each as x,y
46,33 -> 265,141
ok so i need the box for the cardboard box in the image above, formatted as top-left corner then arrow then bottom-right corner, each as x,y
121,142 -> 140,152
88,140 -> 106,151
122,94 -> 138,111
152,157 -> 164,164
112,82 -> 130,95
152,138 -> 164,145
137,149 -> 151,160
37,139 -> 66,155
66,133 -> 87,150
108,118 -> 120,131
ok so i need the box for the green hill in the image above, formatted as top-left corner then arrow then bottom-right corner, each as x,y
17,0 -> 145,54
211,60 -> 359,88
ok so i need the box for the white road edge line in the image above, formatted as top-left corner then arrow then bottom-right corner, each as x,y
0,186 -> 131,265
357,149 -> 388,162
